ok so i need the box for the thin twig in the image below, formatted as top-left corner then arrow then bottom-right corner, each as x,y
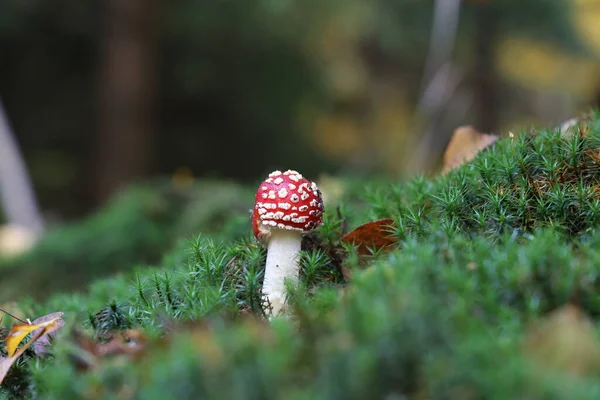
405,0 -> 462,174
420,0 -> 462,89
0,306 -> 29,324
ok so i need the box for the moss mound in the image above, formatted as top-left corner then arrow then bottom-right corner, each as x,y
4,115 -> 600,398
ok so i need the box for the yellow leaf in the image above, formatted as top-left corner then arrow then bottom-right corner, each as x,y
442,126 -> 498,173
0,313 -> 63,384
572,0 -> 600,57
311,114 -> 364,158
496,36 -> 599,96
5,316 -> 62,357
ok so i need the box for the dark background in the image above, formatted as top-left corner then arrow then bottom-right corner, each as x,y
1,0 -> 599,220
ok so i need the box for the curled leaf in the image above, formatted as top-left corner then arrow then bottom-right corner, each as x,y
442,126 -> 498,173
31,312 -> 65,356
70,328 -> 148,372
0,356 -> 14,385
340,218 -> 397,256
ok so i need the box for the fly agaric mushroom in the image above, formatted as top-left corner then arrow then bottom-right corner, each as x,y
253,170 -> 324,317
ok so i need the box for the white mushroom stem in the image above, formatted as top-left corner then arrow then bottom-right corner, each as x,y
262,229 -> 302,317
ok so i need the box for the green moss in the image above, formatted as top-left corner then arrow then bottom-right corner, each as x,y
0,180 -> 253,302
7,115 -> 600,398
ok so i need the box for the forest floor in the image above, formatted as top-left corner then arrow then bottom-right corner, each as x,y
2,115 -> 600,398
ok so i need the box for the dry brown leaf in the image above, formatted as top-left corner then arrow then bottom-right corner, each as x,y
442,126 -> 498,173
340,218 -> 397,256
94,337 -> 145,358
70,328 -> 148,372
559,118 -> 580,135
30,312 -> 66,356
557,111 -> 595,137
524,304 -> 600,378
0,356 -> 14,385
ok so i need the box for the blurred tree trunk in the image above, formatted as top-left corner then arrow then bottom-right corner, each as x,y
473,5 -> 498,133
0,98 -> 44,234
94,0 -> 158,204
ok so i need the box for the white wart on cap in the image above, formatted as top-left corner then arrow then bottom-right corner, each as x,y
252,170 -> 324,241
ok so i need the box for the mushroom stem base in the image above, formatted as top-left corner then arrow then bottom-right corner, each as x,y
263,230 -> 302,317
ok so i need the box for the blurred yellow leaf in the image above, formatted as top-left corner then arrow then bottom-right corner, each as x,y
442,126 -> 498,173
0,312 -> 64,384
497,37 -> 599,95
311,114 -> 364,157
370,96 -> 412,171
5,314 -> 63,357
572,0 -> 600,56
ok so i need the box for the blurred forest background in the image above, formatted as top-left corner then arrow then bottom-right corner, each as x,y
1,0 -> 600,223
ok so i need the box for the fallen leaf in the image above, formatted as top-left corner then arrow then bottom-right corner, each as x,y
69,329 -> 99,371
524,304 -> 600,378
556,111 -> 594,138
94,337 -> 145,358
4,313 -> 63,357
30,312 -> 65,356
0,357 -> 12,384
559,118 -> 580,135
442,126 -> 498,173
69,328 -> 148,372
340,218 -> 397,256
0,319 -> 59,384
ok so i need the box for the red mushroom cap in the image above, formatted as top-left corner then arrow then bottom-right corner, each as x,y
252,170 -> 324,241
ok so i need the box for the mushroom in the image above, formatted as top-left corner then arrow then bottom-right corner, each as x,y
252,170 -> 324,317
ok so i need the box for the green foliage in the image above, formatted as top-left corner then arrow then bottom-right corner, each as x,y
0,0 -> 333,217
1,0 -> 591,221
9,117 -> 600,398
27,229 -> 600,398
365,114 -> 600,240
0,180 -> 253,302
